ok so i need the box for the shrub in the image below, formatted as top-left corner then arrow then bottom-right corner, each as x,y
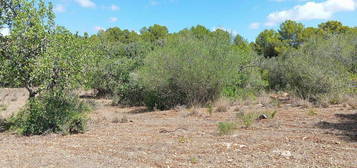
236,111 -> 257,128
138,33 -> 260,110
8,90 -> 89,135
217,122 -> 236,135
264,35 -> 352,102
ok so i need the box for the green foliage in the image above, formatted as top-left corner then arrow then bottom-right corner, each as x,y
141,24 -> 169,43
8,90 -> 89,135
318,21 -> 349,35
307,109 -> 317,116
217,122 -> 236,135
264,34 -> 353,102
0,0 -> 55,92
85,31 -> 151,101
236,112 -> 257,128
0,0 -> 86,97
138,33 -> 256,110
254,29 -> 283,58
268,110 -> 278,119
279,20 -> 305,48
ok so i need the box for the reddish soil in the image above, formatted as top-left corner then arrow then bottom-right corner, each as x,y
0,88 -> 356,168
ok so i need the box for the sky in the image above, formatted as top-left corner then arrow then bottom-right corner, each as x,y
25,0 -> 357,41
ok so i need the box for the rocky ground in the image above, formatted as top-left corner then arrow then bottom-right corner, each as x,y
0,88 -> 356,168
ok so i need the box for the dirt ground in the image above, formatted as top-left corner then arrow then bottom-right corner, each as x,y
0,88 -> 356,168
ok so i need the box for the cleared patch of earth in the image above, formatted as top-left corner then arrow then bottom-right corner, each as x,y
0,88 -> 356,168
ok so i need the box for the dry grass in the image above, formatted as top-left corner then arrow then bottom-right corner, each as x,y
0,88 -> 357,167
291,96 -> 312,108
214,98 -> 231,112
346,96 -> 357,109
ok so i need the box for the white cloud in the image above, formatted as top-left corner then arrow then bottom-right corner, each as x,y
265,0 -> 357,26
75,0 -> 96,8
249,22 -> 261,29
0,28 -> 10,36
54,4 -> 66,13
94,26 -> 104,31
110,5 -> 120,11
109,17 -> 118,23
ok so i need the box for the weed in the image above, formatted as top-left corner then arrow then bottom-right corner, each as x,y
178,136 -> 187,143
307,109 -> 317,116
214,98 -> 230,112
236,112 -> 257,128
268,110 -> 278,119
217,122 -> 236,135
207,104 -> 213,116
190,157 -> 198,164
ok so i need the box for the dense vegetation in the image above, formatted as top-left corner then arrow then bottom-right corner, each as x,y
0,0 -> 356,135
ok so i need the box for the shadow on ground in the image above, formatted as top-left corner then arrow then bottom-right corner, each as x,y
316,112 -> 357,142
0,118 -> 9,133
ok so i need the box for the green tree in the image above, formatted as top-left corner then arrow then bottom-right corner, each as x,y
234,34 -> 250,49
0,0 -> 55,97
278,20 -> 305,48
141,24 -> 168,43
318,21 -> 349,35
190,25 -> 211,39
254,29 -> 282,58
0,0 -> 86,97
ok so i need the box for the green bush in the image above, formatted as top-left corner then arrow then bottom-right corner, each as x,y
264,35 -> 352,102
217,122 -> 236,135
138,34 -> 261,110
8,90 -> 89,135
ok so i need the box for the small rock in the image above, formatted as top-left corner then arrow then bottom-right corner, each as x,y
273,149 -> 292,158
257,114 -> 268,120
281,151 -> 292,157
257,104 -> 264,107
239,144 -> 247,148
223,142 -> 232,149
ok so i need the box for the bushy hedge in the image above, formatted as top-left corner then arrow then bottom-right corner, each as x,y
137,34 -> 263,110
8,90 -> 89,135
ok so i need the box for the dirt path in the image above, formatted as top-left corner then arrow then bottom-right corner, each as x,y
0,89 -> 356,168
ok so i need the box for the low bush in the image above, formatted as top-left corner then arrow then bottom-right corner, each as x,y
217,122 -> 236,135
8,90 -> 89,135
236,112 -> 257,128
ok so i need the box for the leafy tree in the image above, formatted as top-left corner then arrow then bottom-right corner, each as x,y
0,0 -> 55,97
278,20 -> 304,48
234,34 -> 250,50
318,20 -> 349,35
101,27 -> 141,44
141,24 -> 168,43
190,25 -> 211,39
0,0 -> 86,97
211,28 -> 231,42
254,29 -> 282,58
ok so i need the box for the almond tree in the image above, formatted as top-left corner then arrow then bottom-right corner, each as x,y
0,0 -> 87,98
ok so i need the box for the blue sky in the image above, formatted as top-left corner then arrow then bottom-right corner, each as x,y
50,0 -> 357,41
